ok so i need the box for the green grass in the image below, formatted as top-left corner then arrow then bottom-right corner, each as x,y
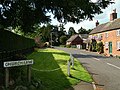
27,48 -> 92,90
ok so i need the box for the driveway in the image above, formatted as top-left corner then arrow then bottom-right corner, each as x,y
55,47 -> 120,90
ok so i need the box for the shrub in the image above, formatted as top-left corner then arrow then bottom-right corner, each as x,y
66,44 -> 71,48
59,35 -> 68,45
96,41 -> 104,53
91,39 -> 97,52
0,30 -> 35,52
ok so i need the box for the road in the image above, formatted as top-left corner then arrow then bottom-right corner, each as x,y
55,47 -> 120,90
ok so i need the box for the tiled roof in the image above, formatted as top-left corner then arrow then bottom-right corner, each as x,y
80,34 -> 89,39
67,34 -> 83,45
90,18 -> 120,34
67,34 -> 80,42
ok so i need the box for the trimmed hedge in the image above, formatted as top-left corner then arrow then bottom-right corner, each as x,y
0,30 -> 35,52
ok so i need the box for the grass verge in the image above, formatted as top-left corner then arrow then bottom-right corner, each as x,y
27,48 -> 92,90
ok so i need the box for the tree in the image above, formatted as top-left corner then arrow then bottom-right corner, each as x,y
68,27 -> 76,37
59,35 -> 68,45
87,29 -> 92,34
78,27 -> 92,34
78,27 -> 87,34
0,0 -> 112,32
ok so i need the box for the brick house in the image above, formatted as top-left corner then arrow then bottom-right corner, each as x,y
89,9 -> 120,56
66,34 -> 83,48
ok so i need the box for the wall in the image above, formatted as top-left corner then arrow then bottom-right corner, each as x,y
102,30 -> 120,56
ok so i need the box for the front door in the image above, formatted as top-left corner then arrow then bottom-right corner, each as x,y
109,42 -> 112,54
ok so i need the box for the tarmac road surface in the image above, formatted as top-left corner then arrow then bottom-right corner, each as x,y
55,47 -> 120,90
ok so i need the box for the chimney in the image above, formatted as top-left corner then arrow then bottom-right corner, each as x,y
96,20 -> 99,27
110,9 -> 117,21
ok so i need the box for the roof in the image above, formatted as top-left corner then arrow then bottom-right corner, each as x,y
80,34 -> 89,39
90,18 -> 120,34
67,34 -> 82,42
67,34 -> 83,45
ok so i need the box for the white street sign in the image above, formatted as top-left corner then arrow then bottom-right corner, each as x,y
4,60 -> 33,67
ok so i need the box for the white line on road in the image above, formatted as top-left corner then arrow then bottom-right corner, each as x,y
107,63 -> 120,70
92,57 -> 100,61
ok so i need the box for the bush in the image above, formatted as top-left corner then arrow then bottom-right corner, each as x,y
96,42 -> 104,53
60,45 -> 66,47
66,44 -> 71,48
0,30 -> 35,52
59,35 -> 68,45
91,39 -> 97,52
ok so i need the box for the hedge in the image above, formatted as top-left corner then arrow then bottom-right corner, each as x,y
0,30 -> 35,52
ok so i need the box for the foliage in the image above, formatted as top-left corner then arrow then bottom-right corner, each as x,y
68,27 -> 76,37
91,39 -> 97,52
59,35 -> 68,45
27,48 -> 92,90
0,30 -> 35,52
66,44 -> 71,48
0,64 -> 29,89
78,27 -> 92,34
59,24 -> 65,32
88,29 -> 92,34
0,0 -> 112,32
96,41 -> 104,53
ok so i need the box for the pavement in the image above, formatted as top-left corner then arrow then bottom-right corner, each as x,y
73,82 -> 93,90
67,81 -> 94,90
54,47 -> 120,90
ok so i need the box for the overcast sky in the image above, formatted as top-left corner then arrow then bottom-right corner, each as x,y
51,0 -> 120,33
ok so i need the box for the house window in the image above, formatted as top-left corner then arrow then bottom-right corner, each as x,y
117,41 -> 120,50
116,29 -> 120,36
105,42 -> 109,49
97,34 -> 102,40
105,32 -> 108,38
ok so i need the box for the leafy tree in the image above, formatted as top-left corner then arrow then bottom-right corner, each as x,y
78,27 -> 87,34
0,0 -> 112,32
68,27 -> 76,37
78,27 -> 92,34
59,24 -> 65,31
59,35 -> 68,45
87,29 -> 92,34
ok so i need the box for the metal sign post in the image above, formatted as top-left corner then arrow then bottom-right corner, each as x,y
5,68 -> 9,88
27,65 -> 31,83
3,59 -> 33,88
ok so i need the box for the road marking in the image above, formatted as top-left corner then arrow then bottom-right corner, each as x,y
93,57 -> 100,61
107,63 -> 120,70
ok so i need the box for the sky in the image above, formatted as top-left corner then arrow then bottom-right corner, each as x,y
50,0 -> 120,33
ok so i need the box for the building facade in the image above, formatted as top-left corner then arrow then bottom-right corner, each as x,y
89,9 -> 120,56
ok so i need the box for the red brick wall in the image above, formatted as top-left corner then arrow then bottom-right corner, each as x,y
101,30 -> 120,56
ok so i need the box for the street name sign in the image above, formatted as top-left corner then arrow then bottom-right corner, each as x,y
4,60 -> 33,67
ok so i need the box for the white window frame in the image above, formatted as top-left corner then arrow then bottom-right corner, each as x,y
105,32 -> 108,38
105,42 -> 109,49
117,41 -> 120,50
116,29 -> 120,36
